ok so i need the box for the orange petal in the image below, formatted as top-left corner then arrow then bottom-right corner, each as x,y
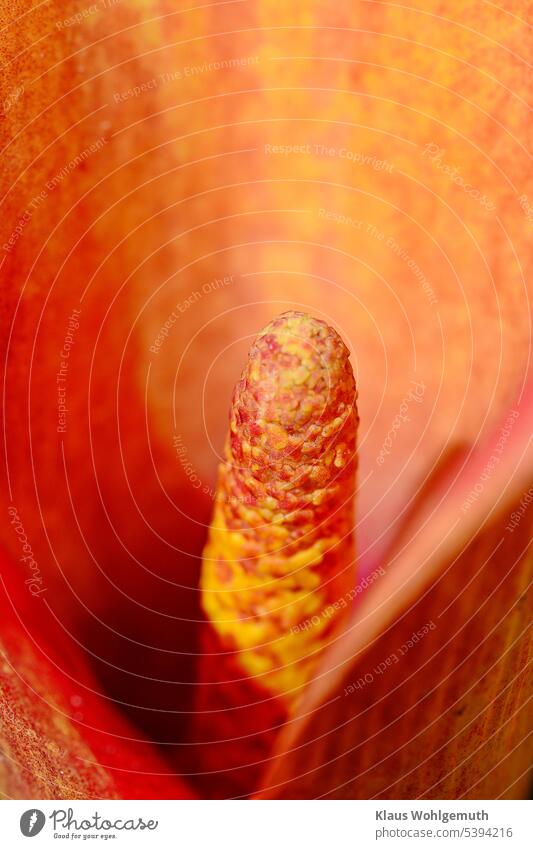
2,0 -> 530,607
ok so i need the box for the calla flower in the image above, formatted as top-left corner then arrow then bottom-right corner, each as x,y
0,1 -> 531,800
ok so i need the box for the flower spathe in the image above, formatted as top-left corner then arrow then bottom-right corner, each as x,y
0,1 -> 531,799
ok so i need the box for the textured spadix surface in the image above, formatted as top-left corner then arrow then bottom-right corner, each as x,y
192,312 -> 357,793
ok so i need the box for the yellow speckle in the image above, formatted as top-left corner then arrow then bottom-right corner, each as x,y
266,423 -> 289,450
292,366 -> 310,385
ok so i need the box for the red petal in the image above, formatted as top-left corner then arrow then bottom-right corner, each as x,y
0,549 -> 195,799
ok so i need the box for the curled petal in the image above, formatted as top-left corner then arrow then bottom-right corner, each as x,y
259,399 -> 533,798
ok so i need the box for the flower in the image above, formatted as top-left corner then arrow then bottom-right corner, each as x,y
0,1 -> 531,799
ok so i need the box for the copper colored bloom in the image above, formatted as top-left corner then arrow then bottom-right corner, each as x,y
192,312 -> 358,793
0,0 -> 531,802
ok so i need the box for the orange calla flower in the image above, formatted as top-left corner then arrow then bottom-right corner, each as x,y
1,1 -> 531,799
